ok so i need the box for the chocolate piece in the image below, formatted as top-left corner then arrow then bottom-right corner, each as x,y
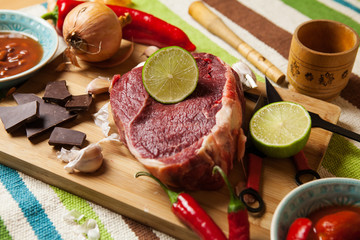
43,80 -> 72,105
0,101 -> 39,133
49,127 -> 86,147
13,93 -> 78,138
65,94 -> 93,112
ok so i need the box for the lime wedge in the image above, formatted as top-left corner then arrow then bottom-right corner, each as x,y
142,46 -> 199,104
250,101 -> 311,158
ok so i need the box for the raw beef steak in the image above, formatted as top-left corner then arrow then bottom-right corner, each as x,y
110,52 -> 246,190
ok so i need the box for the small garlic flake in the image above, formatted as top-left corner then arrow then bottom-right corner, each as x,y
63,209 -> 85,223
87,76 -> 111,95
57,146 -> 81,163
77,219 -> 100,240
93,102 -> 111,137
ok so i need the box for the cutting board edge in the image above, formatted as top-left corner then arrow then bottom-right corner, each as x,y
0,150 -> 199,240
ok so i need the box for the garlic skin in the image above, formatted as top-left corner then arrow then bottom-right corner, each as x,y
143,46 -> 159,57
87,77 -> 111,95
63,143 -> 103,173
232,61 -> 257,90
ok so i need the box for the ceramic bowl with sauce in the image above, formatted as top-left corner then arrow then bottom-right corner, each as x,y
271,177 -> 360,239
0,10 -> 58,89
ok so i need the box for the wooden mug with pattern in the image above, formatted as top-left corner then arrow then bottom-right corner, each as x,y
287,19 -> 359,101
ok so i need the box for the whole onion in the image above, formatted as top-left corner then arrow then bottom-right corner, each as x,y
63,2 -> 130,63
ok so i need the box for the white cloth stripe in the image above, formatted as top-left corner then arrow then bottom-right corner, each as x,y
319,0 -> 360,22
331,96 -> 360,149
153,230 -> 177,240
88,201 -> 139,240
0,180 -> 37,240
341,0 -> 360,9
19,173 -> 80,240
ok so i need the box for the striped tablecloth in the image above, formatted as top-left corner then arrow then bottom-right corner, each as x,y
1,0 -> 360,239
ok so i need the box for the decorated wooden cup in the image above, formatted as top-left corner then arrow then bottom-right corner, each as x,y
287,19 -> 359,101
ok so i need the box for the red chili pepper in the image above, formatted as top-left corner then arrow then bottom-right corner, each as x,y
286,217 -> 312,240
42,0 -> 196,52
213,166 -> 250,240
135,171 -> 226,240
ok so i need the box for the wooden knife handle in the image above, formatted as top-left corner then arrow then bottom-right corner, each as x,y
189,1 -> 285,84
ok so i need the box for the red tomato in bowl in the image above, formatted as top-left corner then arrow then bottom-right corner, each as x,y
314,210 -> 360,240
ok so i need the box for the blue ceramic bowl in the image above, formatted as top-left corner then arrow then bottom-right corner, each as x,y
0,10 -> 58,89
271,177 -> 360,240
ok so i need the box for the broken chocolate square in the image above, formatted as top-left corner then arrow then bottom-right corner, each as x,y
0,101 -> 39,133
49,127 -> 86,147
65,94 -> 93,112
43,80 -> 72,106
13,93 -> 78,138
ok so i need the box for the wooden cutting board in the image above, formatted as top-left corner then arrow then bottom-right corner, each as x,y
0,43 -> 341,240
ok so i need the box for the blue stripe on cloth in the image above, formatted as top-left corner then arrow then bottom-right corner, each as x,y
334,0 -> 360,13
0,165 -> 62,240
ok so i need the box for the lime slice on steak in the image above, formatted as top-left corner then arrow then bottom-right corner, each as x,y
142,46 -> 199,104
250,101 -> 312,158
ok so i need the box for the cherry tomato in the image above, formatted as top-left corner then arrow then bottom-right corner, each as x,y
315,210 -> 360,240
286,217 -> 312,240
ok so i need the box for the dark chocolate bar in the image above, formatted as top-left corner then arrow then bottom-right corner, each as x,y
0,101 -> 39,133
43,80 -> 72,106
13,93 -> 78,138
65,94 -> 93,112
49,127 -> 86,147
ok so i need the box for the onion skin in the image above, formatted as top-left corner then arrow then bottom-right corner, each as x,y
62,2 -> 124,62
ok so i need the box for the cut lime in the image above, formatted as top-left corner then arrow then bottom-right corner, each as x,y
142,46 -> 199,104
249,101 -> 311,158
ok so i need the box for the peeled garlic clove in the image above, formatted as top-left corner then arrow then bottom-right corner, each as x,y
64,143 -> 103,173
87,77 -> 111,95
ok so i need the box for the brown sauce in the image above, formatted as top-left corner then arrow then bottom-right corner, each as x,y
0,32 -> 43,78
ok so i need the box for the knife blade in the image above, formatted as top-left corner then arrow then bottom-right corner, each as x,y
263,77 -> 360,143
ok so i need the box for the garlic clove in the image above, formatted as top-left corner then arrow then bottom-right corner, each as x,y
143,46 -> 159,57
64,143 -> 103,173
87,77 -> 111,95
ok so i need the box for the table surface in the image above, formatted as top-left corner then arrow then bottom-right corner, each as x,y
1,0 -> 360,240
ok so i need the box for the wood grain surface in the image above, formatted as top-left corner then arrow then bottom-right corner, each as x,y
0,37 -> 341,239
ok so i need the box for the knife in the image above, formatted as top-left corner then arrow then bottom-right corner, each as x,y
264,77 -> 360,143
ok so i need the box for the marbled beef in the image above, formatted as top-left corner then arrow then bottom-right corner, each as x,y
110,53 -> 246,190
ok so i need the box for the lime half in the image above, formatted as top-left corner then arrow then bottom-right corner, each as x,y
142,46 -> 199,104
249,101 -> 311,158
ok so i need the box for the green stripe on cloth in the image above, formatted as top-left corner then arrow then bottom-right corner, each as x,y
131,0 -> 238,65
0,217 -> 12,240
51,187 -> 113,240
282,0 -> 360,34
323,134 -> 360,179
